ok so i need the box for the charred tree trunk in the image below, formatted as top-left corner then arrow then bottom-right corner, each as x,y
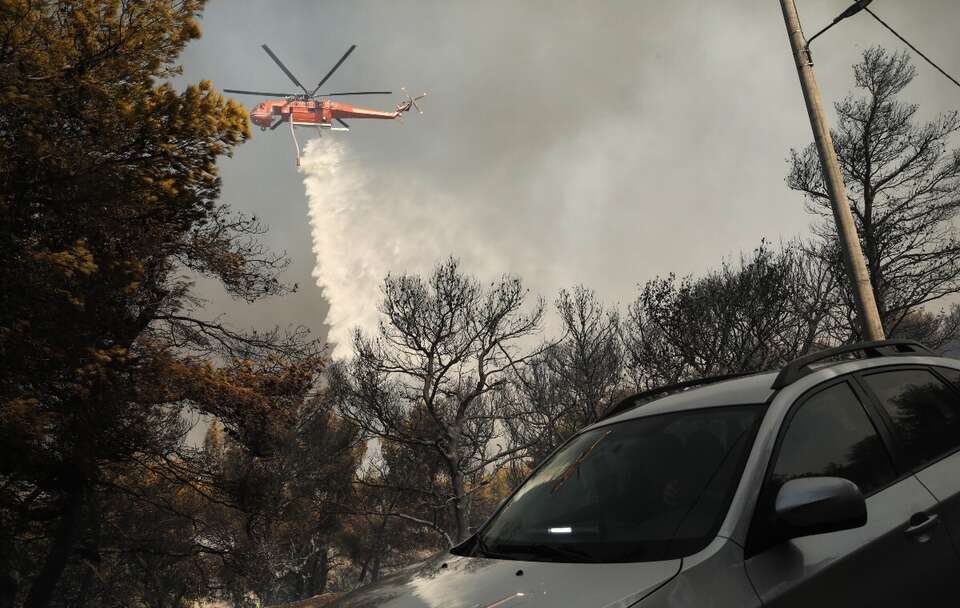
305,545 -> 329,597
23,485 -> 86,608
359,515 -> 389,584
0,567 -> 17,608
357,556 -> 370,584
70,491 -> 101,608
369,553 -> 383,583
448,463 -> 469,544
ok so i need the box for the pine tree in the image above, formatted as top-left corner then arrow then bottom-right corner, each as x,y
0,3 -> 322,605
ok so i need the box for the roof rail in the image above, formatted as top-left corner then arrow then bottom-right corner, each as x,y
600,372 -> 761,421
770,339 -> 934,389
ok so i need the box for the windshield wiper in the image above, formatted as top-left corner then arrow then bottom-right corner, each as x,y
488,542 -> 593,562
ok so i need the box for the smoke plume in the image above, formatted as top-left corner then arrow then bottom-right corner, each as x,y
302,138 -> 522,357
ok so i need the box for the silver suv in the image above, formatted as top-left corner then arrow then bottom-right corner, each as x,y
332,340 -> 960,607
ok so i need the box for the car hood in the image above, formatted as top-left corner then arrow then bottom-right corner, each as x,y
330,551 -> 681,608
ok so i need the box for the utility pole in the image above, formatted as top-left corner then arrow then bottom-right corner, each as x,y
780,0 -> 886,341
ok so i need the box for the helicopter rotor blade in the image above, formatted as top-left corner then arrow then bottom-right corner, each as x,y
399,88 -> 426,115
224,88 -> 297,97
412,92 -> 426,114
312,44 -> 356,95
261,44 -> 311,96
336,118 -> 351,129
322,91 -> 393,96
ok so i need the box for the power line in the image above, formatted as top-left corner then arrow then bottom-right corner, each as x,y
865,7 -> 960,91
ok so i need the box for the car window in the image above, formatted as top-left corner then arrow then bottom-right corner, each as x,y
473,405 -> 764,563
861,369 -> 960,469
746,382 -> 896,556
771,382 -> 896,496
936,367 -> 960,389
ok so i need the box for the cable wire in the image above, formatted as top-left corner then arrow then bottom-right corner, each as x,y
865,8 -> 960,91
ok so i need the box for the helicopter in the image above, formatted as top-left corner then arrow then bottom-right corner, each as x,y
224,44 -> 426,166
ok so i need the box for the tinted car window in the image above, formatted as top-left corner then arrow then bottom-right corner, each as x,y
861,369 -> 960,469
747,382 -> 896,555
937,367 -> 960,389
475,406 -> 764,563
772,382 -> 895,496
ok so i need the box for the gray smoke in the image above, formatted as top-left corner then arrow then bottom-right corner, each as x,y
302,138 -> 519,356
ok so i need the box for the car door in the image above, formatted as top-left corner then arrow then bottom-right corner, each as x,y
857,366 -> 960,559
744,379 -> 960,607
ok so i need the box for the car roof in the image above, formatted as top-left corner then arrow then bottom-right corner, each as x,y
589,341 -> 953,431
591,371 -> 778,429
593,350 -> 960,431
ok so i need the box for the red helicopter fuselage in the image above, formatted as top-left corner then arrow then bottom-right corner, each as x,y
224,43 -> 423,164
250,98 -> 399,129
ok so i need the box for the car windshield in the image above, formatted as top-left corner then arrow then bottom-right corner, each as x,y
476,405 -> 764,563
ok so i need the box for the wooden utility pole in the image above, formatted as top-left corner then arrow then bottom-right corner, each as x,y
780,0 -> 886,341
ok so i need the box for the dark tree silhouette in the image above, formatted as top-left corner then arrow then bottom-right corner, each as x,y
331,258 -> 545,544
622,242 -> 839,386
503,286 -> 625,464
788,48 -> 960,339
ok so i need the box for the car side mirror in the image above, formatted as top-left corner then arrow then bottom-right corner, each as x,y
775,476 -> 867,539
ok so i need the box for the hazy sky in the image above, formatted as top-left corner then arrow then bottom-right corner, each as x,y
178,0 -> 960,356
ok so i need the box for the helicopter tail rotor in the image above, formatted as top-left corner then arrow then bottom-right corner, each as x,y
396,87 -> 427,116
